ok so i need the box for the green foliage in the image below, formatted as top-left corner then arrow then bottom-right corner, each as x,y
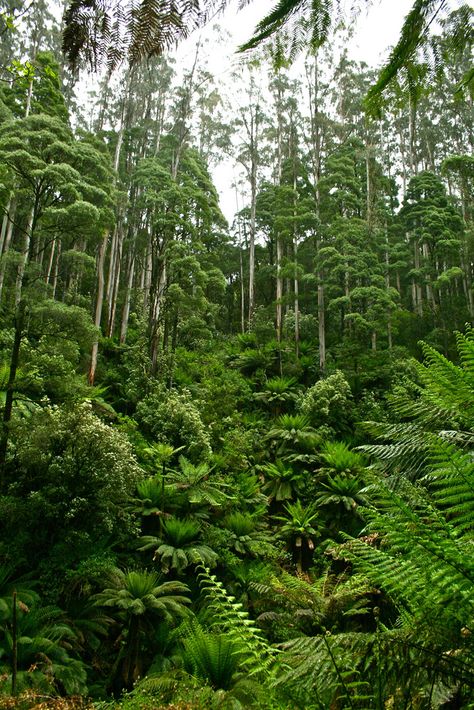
315,474 -> 367,512
94,568 -> 190,689
318,441 -> 366,478
299,371 -> 354,437
0,602 -> 87,696
197,567 -> 279,681
0,403 -> 143,580
260,459 -> 303,501
139,518 -> 218,575
266,414 -> 320,456
135,386 -> 212,463
166,457 -> 233,511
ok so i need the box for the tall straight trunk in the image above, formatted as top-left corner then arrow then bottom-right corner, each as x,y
276,236 -> 283,342
239,245 -> 245,334
366,143 -> 372,226
0,197 -> 17,302
120,251 -> 135,344
292,137 -> 299,358
45,236 -> 56,285
318,278 -> 326,371
398,121 -> 408,196
0,199 -> 11,255
88,70 -> 130,382
106,225 -> 123,337
248,160 -> 257,325
105,226 -> 119,311
413,241 -> 423,316
88,234 -> 107,386
150,256 -> 167,373
408,95 -> 417,176
25,77 -> 33,118
238,93 -> 261,328
14,205 -> 34,307
274,77 -> 284,342
143,243 -> 153,310
294,238 -> 300,359
307,52 -> 325,370
51,238 -> 61,299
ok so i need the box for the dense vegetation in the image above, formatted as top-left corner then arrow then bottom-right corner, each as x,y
0,1 -> 473,708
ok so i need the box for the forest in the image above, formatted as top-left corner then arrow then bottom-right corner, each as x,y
0,0 -> 473,708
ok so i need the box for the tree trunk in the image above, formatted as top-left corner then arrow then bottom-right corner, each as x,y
14,205 -> 34,307
239,245 -> 245,334
0,197 -> 17,303
120,250 -> 135,344
0,300 -> 26,489
88,234 -> 107,386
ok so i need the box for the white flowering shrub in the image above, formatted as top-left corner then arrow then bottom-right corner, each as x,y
298,370 -> 354,437
135,385 -> 212,463
1,402 -> 143,577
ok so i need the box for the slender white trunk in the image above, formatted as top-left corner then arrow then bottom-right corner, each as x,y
120,252 -> 135,344
239,246 -> 245,334
45,237 -> 56,285
51,238 -> 61,299
15,206 -> 34,307
88,234 -> 107,386
0,197 -> 17,302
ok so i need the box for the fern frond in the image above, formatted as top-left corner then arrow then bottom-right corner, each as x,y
197,566 -> 279,680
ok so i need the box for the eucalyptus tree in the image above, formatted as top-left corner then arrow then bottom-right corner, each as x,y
234,65 -> 268,327
303,47 -> 334,370
398,170 -> 466,335
0,114 -> 113,305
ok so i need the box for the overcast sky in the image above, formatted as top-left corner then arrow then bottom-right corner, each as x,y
174,0 -> 423,74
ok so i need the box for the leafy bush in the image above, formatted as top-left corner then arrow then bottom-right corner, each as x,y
299,370 -> 354,437
0,403 -> 143,584
135,385 -> 212,463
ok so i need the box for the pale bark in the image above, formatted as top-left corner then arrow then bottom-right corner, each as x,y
45,237 -> 56,285
51,238 -> 61,299
120,251 -> 135,344
88,234 -> 107,386
14,206 -> 34,307
0,197 -> 17,302
239,244 -> 245,334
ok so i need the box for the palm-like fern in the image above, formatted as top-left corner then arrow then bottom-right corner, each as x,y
274,500 -> 320,572
166,456 -> 233,510
221,511 -> 273,556
266,413 -> 320,456
318,441 -> 366,478
0,603 -> 87,695
254,376 -> 299,415
93,568 -> 190,688
315,474 -> 367,512
139,517 -> 218,574
261,458 -> 303,501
